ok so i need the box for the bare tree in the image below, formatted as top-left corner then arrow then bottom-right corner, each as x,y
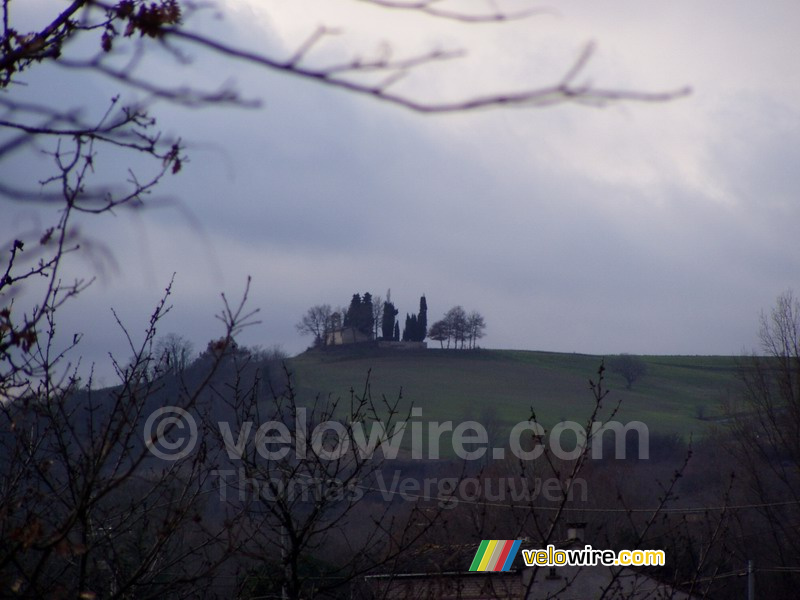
153,332 -> 194,373
724,290 -> 800,596
430,306 -> 475,349
446,305 -> 468,349
0,279 -> 261,599
466,310 -> 487,349
206,367 -> 458,600
372,294 -> 384,340
296,304 -> 334,348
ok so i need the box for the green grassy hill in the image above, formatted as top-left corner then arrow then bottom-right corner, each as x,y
287,347 -> 742,438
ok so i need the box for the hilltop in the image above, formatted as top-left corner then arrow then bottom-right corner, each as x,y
287,347 -> 742,437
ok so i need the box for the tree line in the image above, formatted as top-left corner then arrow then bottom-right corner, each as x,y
297,292 -> 485,349
427,306 -> 486,349
296,290 -> 427,346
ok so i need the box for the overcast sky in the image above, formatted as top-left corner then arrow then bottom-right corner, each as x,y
2,0 -> 799,386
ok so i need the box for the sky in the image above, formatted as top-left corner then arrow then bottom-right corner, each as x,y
2,0 -> 799,387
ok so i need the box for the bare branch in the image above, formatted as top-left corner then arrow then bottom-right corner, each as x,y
166,26 -> 690,113
362,0 -> 549,23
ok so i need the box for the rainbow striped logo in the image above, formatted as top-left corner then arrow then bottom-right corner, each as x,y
469,540 -> 522,572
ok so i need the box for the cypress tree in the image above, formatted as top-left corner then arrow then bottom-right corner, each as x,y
360,292 -> 375,336
393,321 -> 400,341
344,294 -> 361,329
382,301 -> 398,339
418,295 -> 427,342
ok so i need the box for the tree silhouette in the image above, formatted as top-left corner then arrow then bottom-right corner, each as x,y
418,295 -> 428,342
607,354 -> 648,389
382,300 -> 399,340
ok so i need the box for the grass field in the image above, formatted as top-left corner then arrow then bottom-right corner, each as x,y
286,347 -> 742,438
